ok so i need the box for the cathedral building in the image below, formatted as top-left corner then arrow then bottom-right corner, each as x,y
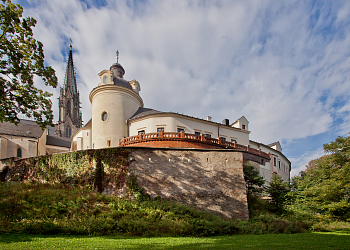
71,56 -> 291,182
55,45 -> 82,138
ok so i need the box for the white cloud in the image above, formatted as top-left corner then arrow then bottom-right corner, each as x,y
18,0 -> 350,158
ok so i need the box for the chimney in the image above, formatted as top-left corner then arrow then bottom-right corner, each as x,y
206,116 -> 212,121
222,118 -> 229,126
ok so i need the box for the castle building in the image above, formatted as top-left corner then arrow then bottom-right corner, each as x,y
56,46 -> 82,138
71,57 -> 291,182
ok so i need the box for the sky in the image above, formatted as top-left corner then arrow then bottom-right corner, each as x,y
15,0 -> 350,177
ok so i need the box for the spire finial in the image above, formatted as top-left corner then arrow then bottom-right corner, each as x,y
116,50 -> 119,63
69,38 -> 73,50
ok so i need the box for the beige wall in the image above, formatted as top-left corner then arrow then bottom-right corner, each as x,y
249,141 -> 290,182
71,127 -> 92,150
90,85 -> 143,149
129,114 -> 250,145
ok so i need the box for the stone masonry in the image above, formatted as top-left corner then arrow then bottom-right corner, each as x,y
128,147 -> 249,220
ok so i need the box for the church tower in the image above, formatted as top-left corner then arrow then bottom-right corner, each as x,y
56,45 -> 82,138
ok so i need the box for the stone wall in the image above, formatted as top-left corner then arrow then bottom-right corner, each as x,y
128,147 -> 249,220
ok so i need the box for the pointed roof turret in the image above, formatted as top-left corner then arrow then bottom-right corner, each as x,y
63,46 -> 77,95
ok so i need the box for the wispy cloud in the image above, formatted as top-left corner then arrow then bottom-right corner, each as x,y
18,0 -> 350,175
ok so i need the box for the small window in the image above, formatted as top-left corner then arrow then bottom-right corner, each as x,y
273,157 -> 277,166
87,132 -> 88,136
261,159 -> 264,165
204,134 -> 211,138
177,128 -> 185,133
242,124 -> 246,130
220,137 -> 226,141
194,131 -> 201,136
279,161 -> 281,169
157,127 -> 164,133
17,148 -> 22,158
103,75 -> 108,84
107,140 -> 111,147
231,139 -> 236,143
138,130 -> 145,135
66,125 -> 71,138
101,112 -> 108,121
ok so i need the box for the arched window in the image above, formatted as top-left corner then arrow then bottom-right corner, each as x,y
66,125 -> 71,138
17,148 -> 22,158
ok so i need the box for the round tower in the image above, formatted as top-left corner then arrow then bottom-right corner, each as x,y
89,61 -> 143,149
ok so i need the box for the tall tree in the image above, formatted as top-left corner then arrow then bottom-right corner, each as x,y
0,0 -> 57,129
265,174 -> 289,212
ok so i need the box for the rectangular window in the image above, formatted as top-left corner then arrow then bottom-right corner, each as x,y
138,130 -> 145,135
157,127 -> 164,133
242,124 -> 246,130
220,137 -> 226,141
279,161 -> 281,169
107,140 -> 111,147
204,134 -> 211,138
231,139 -> 237,143
194,131 -> 201,136
177,128 -> 185,133
261,159 -> 264,165
273,157 -> 276,166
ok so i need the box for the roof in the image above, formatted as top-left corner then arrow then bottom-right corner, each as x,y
0,120 -> 45,138
46,135 -> 71,148
112,77 -> 133,89
128,107 -> 163,120
63,49 -> 77,95
84,118 -> 92,127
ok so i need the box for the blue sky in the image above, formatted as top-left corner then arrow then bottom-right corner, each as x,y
15,0 -> 350,176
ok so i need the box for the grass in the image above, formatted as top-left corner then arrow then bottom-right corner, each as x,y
0,231 -> 349,250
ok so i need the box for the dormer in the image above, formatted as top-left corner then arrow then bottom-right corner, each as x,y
98,70 -> 113,86
129,79 -> 141,94
268,141 -> 282,152
231,116 -> 249,130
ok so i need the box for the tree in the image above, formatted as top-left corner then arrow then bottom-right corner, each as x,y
243,161 -> 265,196
0,0 -> 57,129
292,134 -> 350,219
265,174 -> 289,212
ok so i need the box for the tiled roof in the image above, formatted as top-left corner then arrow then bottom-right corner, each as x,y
46,135 -> 71,148
84,118 -> 92,127
0,120 -> 45,138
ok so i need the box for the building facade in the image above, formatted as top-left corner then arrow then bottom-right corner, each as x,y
71,60 -> 291,182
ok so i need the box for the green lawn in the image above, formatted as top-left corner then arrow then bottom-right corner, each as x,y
0,231 -> 349,250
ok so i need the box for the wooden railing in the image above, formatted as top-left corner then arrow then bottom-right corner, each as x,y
119,132 -> 270,159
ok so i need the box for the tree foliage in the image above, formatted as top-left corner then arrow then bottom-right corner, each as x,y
243,161 -> 265,196
265,174 -> 289,212
0,0 -> 57,129
292,134 -> 350,220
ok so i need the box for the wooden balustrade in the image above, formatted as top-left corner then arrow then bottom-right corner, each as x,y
119,132 -> 270,159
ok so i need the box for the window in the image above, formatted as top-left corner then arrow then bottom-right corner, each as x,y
66,125 -> 71,138
273,157 -> 277,166
157,127 -> 164,133
220,137 -> 226,141
17,148 -> 22,158
242,124 -> 246,130
138,130 -> 145,135
204,134 -> 211,138
177,128 -> 185,133
194,131 -> 201,136
101,112 -> 108,121
87,132 -> 88,136
261,159 -> 264,165
107,140 -> 111,147
231,139 -> 236,143
103,75 -> 108,84
279,161 -> 281,169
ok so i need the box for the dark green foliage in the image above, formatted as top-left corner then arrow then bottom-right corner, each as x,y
265,174 -> 289,212
291,134 -> 350,220
0,182 -> 310,236
0,0 -> 57,129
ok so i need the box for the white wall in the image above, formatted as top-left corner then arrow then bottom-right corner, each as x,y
128,114 -> 250,145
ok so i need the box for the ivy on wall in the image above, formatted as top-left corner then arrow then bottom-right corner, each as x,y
4,148 -> 142,197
